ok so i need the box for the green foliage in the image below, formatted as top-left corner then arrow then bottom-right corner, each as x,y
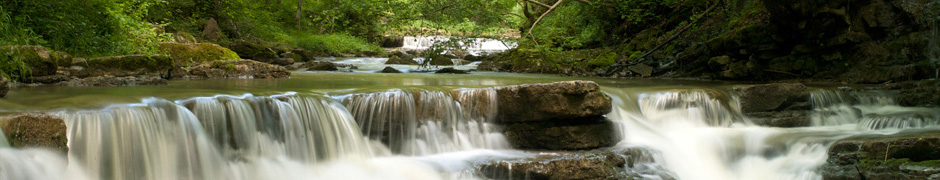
1,0 -> 170,57
589,52 -> 618,68
158,43 -> 240,65
0,51 -> 32,81
292,34 -> 382,55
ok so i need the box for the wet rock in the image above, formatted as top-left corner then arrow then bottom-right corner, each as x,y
0,113 -> 68,152
479,148 -> 676,180
176,60 -> 290,79
385,51 -> 417,65
429,55 -> 454,66
495,80 -> 612,123
434,67 -> 468,74
270,58 -> 295,66
381,36 -> 404,47
890,80 -> 940,107
821,131 -> 940,180
305,61 -> 338,71
158,42 -> 240,65
56,75 -> 167,87
628,64 -> 654,77
379,66 -> 402,73
0,73 -> 8,98
503,118 -> 618,150
0,45 -> 72,77
747,111 -> 810,127
73,55 -> 173,78
736,83 -> 809,113
31,74 -> 70,84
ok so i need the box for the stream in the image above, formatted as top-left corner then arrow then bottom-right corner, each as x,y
1,58 -> 938,180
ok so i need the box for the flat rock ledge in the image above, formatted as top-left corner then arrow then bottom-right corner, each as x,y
495,81 -> 616,150
820,130 -> 940,180
478,148 -> 677,180
736,83 -> 812,127
0,113 -> 68,152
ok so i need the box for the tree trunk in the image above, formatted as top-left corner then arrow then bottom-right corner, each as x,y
296,0 -> 303,26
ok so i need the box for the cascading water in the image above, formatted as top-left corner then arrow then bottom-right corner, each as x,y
401,36 -> 515,56
341,88 -> 509,156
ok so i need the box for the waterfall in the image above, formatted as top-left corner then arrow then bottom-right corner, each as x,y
401,36 -> 515,56
341,88 -> 509,156
809,89 -> 900,126
606,87 -> 853,180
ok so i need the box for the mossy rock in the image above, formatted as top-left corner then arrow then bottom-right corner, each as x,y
429,55 -> 454,66
158,42 -> 240,65
77,55 -> 173,78
0,45 -> 72,78
0,113 -> 68,152
226,40 -> 280,61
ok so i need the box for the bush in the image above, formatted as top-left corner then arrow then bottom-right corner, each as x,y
292,34 -> 382,55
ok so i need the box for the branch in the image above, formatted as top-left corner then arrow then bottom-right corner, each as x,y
525,0 -> 564,40
526,0 -> 552,8
623,2 -> 720,64
573,0 -> 612,7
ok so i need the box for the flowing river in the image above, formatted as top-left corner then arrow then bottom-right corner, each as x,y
1,58 -> 938,180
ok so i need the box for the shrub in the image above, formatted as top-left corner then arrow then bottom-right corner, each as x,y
292,34 -> 382,55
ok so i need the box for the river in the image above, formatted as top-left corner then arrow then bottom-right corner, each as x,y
0,58 -> 938,180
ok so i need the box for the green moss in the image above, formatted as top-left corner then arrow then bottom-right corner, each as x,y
588,52 -> 618,68
0,46 -> 72,80
158,43 -> 240,65
211,61 -> 237,71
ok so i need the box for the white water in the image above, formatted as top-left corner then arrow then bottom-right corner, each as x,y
3,85 -> 940,180
401,36 -> 515,56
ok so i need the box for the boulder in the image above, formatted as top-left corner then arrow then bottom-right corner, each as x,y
503,118 -> 618,150
736,83 -> 809,113
56,75 -> 168,87
226,40 -> 280,62
201,18 -> 221,42
380,66 -> 402,73
305,61 -> 338,71
176,60 -> 290,79
0,73 -> 8,97
429,55 -> 454,66
0,113 -> 68,152
386,52 -> 417,65
270,58 -> 295,66
73,55 -> 173,78
380,36 -> 404,47
0,45 -> 72,77
158,42 -> 240,65
479,149 -> 676,180
821,131 -> 940,180
495,80 -> 612,123
434,67 -> 468,74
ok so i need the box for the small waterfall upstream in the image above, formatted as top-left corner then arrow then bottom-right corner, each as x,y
401,36 -> 515,56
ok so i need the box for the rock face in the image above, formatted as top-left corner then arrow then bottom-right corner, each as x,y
0,113 -> 68,152
821,131 -> 940,180
496,81 -> 612,123
737,83 -> 810,113
494,81 -> 616,150
379,66 -> 402,73
175,60 -> 290,79
158,42 -> 240,65
479,148 -> 677,180
737,83 -> 812,127
503,119 -> 617,150
305,61 -> 338,71
890,80 -> 940,107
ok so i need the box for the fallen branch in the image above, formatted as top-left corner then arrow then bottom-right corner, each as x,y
525,0 -> 564,41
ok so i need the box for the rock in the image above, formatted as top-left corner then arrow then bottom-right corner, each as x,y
890,80 -> 940,107
73,55 -> 173,78
226,40 -> 280,62
30,74 -> 70,84
386,52 -> 417,65
495,80 -> 612,123
201,18 -> 221,42
270,58 -> 295,66
381,36 -> 404,47
628,64 -> 654,77
0,73 -> 8,97
479,149 -> 677,180
158,42 -> 240,65
821,131 -> 940,180
434,67 -> 468,74
172,32 -> 198,43
503,118 -> 618,150
747,111 -> 810,127
429,55 -> 454,66
736,83 -> 809,113
0,45 -> 72,77
0,113 -> 68,152
56,75 -> 167,87
305,61 -> 338,71
176,60 -> 290,79
280,52 -> 305,62
379,66 -> 402,73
